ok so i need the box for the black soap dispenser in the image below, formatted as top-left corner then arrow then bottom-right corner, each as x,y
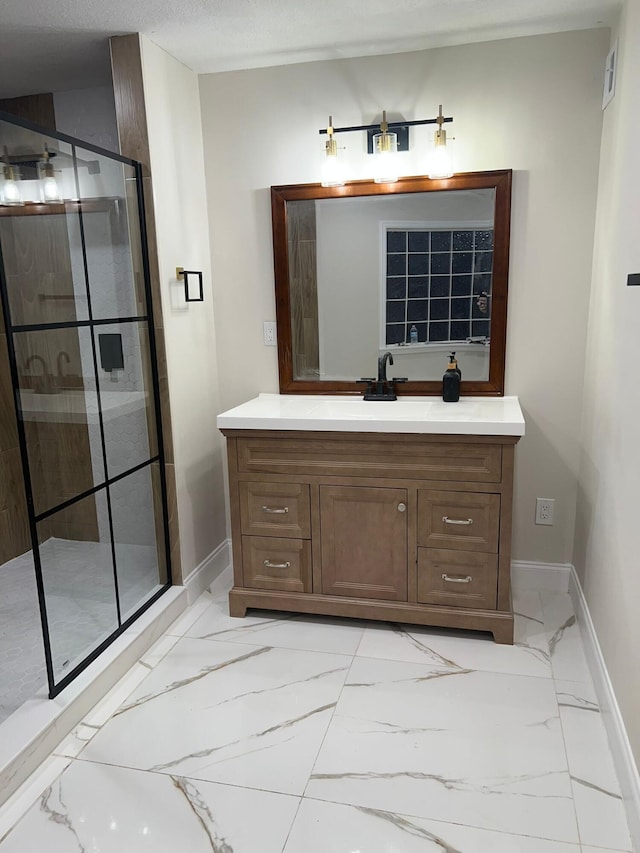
442,352 -> 461,402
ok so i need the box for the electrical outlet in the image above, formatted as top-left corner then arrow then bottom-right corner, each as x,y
535,498 -> 555,526
263,321 -> 277,346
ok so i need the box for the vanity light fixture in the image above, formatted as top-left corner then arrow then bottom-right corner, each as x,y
37,146 -> 63,204
372,110 -> 398,184
318,106 -> 453,184
1,146 -> 24,206
427,105 -> 454,179
320,116 -> 345,188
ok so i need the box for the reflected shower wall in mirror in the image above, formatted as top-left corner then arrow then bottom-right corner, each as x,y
272,170 -> 512,396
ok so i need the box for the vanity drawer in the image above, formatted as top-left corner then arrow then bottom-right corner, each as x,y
240,482 -> 311,538
237,437 -> 502,482
417,490 -> 500,552
417,548 -> 498,609
242,536 -> 312,593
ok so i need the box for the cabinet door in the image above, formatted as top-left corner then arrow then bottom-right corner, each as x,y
320,485 -> 407,601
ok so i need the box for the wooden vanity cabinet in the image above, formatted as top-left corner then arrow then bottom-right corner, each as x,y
222,429 -> 520,644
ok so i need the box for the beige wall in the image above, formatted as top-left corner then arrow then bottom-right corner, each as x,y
140,36 -> 227,578
199,29 -> 608,563
574,0 -> 640,763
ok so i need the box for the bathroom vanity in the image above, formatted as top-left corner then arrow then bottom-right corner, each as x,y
218,394 -> 524,644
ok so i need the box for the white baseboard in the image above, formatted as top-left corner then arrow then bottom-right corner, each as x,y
183,539 -> 232,605
510,560 -> 571,593
569,566 -> 640,852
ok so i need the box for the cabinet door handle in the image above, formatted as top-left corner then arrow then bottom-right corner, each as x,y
441,573 -> 473,584
442,516 -> 473,525
397,503 -> 406,512
261,505 -> 289,514
263,559 -> 291,569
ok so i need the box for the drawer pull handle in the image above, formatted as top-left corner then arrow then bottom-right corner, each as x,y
397,503 -> 406,512
442,516 -> 473,526
261,505 -> 289,514
441,573 -> 473,584
263,559 -> 291,569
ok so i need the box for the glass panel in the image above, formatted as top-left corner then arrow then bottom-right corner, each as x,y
110,465 -> 167,622
0,120 -> 89,326
14,327 -> 105,516
37,490 -> 118,683
1,113 -> 170,703
95,321 -> 158,479
75,151 -> 146,320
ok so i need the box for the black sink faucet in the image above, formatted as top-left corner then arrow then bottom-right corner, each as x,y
358,351 -> 407,400
378,351 -> 393,384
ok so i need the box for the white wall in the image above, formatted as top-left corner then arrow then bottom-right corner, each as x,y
574,0 -> 640,763
199,29 -> 608,562
140,36 -> 227,579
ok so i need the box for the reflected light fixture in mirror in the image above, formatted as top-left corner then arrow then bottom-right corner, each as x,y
320,116 -> 345,187
372,110 -> 398,184
38,146 -> 63,204
427,104 -> 454,179
1,146 -> 23,206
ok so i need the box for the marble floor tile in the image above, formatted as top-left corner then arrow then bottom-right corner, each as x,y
541,593 -> 593,684
81,637 -> 350,795
571,777 -> 632,852
284,797 -> 582,853
1,585 -> 633,853
0,756 -> 71,844
355,590 -> 551,679
307,655 -> 579,843
0,760 -> 299,852
581,848 -> 630,852
186,590 -> 367,655
557,679 -> 632,851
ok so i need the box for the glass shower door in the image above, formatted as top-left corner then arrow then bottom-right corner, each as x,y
0,112 -> 171,697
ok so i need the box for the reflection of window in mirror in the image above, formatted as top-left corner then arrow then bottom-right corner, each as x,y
383,224 -> 494,349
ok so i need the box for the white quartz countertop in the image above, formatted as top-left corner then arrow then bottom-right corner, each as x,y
217,394 -> 525,436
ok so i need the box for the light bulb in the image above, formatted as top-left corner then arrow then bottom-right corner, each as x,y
321,117 -> 345,187
321,144 -> 345,187
1,165 -> 23,206
38,156 -> 63,204
427,111 -> 454,179
41,175 -> 62,203
428,141 -> 453,179
372,131 -> 398,184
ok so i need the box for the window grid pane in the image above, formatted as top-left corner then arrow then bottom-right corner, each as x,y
384,228 -> 493,346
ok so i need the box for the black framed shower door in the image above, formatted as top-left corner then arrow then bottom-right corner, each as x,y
0,109 -> 172,699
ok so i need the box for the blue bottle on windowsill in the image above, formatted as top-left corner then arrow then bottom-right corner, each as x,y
409,324 -> 418,344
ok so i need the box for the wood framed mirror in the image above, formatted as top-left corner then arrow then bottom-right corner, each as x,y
271,169 -> 512,396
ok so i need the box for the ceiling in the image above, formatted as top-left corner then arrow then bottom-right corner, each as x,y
0,0 -> 620,99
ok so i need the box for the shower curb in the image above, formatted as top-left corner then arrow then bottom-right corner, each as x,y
0,585 -> 187,808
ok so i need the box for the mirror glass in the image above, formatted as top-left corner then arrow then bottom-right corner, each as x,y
272,171 -> 511,395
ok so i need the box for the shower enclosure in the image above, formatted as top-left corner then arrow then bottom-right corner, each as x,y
0,110 -> 172,721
